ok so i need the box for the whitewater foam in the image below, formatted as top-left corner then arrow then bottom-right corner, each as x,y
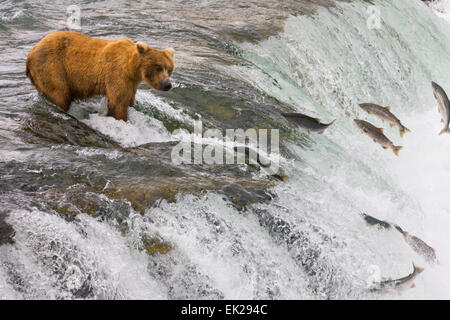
1,209 -> 167,299
227,0 -> 450,298
82,107 -> 173,148
429,0 -> 450,24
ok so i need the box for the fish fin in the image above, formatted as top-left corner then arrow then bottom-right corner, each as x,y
363,128 -> 369,133
307,129 -> 311,135
403,231 -> 408,240
413,263 -> 424,274
393,146 -> 403,156
411,283 -> 415,289
318,130 -> 324,134
315,118 -> 321,123
382,146 -> 387,149
386,106 -> 391,111
379,127 -> 384,133
327,119 -> 336,126
400,126 -> 411,137
439,128 -> 450,135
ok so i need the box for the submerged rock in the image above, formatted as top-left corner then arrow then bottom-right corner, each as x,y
0,212 -> 15,245
220,184 -> 275,211
142,236 -> 173,255
20,101 -> 119,148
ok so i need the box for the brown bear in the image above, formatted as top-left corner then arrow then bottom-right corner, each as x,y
26,31 -> 175,121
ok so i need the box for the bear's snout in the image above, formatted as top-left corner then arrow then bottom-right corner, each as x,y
161,81 -> 172,91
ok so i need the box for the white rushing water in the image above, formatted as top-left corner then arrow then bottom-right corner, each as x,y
2,0 -> 450,299
429,0 -> 450,23
227,0 -> 450,298
234,0 -> 450,298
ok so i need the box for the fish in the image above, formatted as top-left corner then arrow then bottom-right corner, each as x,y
371,263 -> 424,292
282,112 -> 335,134
431,81 -> 450,135
271,174 -> 288,182
394,225 -> 437,263
361,213 -> 437,263
354,119 -> 402,156
359,103 -> 410,137
361,213 -> 391,230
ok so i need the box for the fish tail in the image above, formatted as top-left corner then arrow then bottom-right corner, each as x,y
413,263 -> 424,274
439,127 -> 450,135
400,126 -> 411,137
319,120 -> 336,134
393,145 -> 403,156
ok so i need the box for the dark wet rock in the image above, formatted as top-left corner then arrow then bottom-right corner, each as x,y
19,101 -> 120,148
134,101 -> 194,134
220,184 -> 275,212
40,187 -> 133,225
162,79 -> 295,132
19,182 -> 39,192
0,212 -> 15,245
0,140 -> 278,219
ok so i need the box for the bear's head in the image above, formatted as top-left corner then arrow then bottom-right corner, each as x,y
136,42 -> 175,91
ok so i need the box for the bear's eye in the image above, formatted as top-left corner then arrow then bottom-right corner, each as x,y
155,65 -> 163,72
145,69 -> 153,78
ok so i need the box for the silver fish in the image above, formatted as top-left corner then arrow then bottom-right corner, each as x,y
359,103 -> 410,137
282,113 -> 335,134
354,119 -> 402,156
361,213 -> 391,230
361,213 -> 437,264
395,225 -> 437,264
431,81 -> 450,135
372,263 -> 424,292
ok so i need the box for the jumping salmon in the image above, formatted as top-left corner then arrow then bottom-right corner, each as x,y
282,112 -> 335,134
354,119 -> 402,156
359,103 -> 410,137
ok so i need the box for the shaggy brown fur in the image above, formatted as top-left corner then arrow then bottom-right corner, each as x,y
26,31 -> 175,121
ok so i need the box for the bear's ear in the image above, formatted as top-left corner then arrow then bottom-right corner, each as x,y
164,48 -> 175,57
136,42 -> 148,54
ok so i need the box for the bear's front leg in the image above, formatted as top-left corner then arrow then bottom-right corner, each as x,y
107,101 -> 129,121
106,81 -> 133,121
107,91 -> 132,121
